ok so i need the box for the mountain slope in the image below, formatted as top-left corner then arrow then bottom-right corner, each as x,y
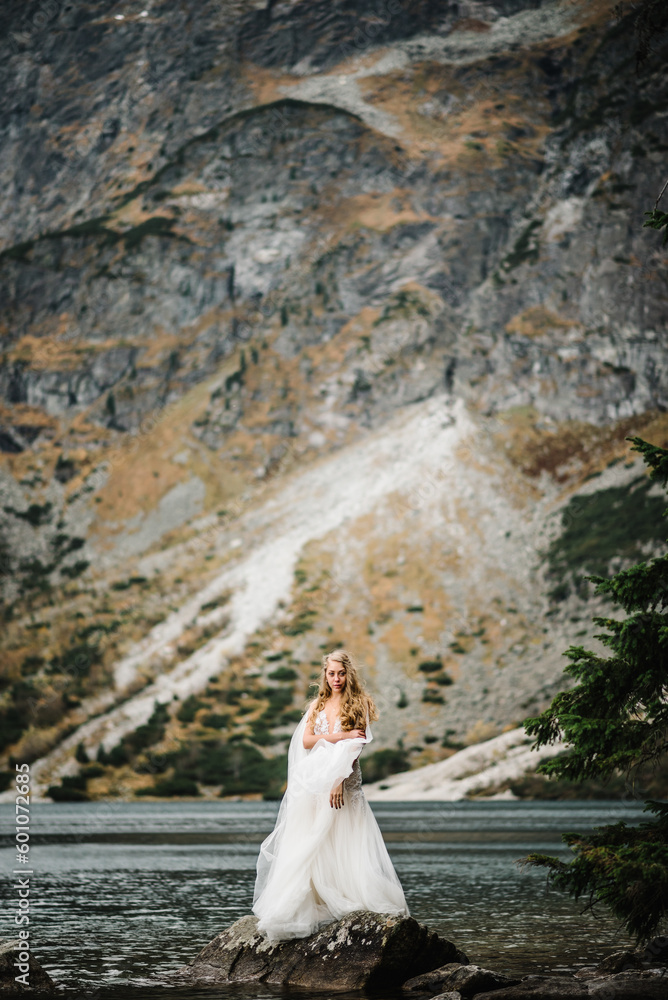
1,0 -> 667,799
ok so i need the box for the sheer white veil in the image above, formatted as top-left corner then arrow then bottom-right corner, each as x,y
253,703 -> 372,913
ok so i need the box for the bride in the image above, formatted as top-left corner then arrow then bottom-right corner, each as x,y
252,648 -> 409,942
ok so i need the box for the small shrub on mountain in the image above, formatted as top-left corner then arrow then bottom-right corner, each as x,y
176,695 -> 207,723
267,665 -> 298,682
422,689 -> 445,704
47,773 -> 89,802
124,701 -> 170,753
99,743 -> 129,767
362,745 -> 410,784
279,708 -> 303,724
201,712 -> 229,730
418,660 -> 443,673
82,764 -> 106,779
138,775 -> 200,797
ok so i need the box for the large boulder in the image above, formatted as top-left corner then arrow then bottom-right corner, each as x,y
0,940 -> 54,993
169,911 -> 468,990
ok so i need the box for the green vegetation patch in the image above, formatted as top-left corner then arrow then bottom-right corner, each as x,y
500,219 -> 541,272
137,776 -> 200,797
422,689 -> 446,704
47,640 -> 102,679
176,695 -> 208,723
111,576 -> 148,591
362,745 -> 410,784
418,659 -> 442,673
258,685 -> 295,724
281,609 -> 317,635
373,289 -> 431,326
98,702 -> 170,767
0,680 -> 39,752
3,501 -> 53,526
200,712 -> 229,730
267,666 -> 298,682
155,739 -> 287,799
546,476 -> 666,600
47,773 -> 89,802
21,654 -> 45,676
124,702 -> 169,753
279,708 -> 303,724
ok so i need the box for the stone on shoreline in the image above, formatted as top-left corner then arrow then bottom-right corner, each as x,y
0,940 -> 54,993
587,971 -> 668,999
169,911 -> 468,990
404,962 -> 520,996
471,976 -> 590,999
471,969 -> 668,1000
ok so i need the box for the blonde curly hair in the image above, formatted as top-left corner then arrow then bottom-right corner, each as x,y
306,648 -> 378,732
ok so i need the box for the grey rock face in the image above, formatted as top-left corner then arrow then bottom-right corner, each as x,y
1,1 -> 667,446
236,0 -> 557,72
170,911 -> 468,990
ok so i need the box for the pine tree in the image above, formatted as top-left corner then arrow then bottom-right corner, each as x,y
521,436 -> 668,942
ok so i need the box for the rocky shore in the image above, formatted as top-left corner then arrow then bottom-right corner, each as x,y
2,916 -> 667,997
166,912 -> 668,1000
0,940 -> 54,994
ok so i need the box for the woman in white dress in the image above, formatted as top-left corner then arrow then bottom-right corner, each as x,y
252,648 -> 409,943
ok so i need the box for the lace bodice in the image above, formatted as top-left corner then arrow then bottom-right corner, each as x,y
313,709 -> 342,735
312,710 -> 363,805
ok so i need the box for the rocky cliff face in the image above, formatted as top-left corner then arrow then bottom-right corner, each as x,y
1,0 -> 667,799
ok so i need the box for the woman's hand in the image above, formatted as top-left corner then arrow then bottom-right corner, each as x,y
330,782 -> 344,809
346,729 -> 366,740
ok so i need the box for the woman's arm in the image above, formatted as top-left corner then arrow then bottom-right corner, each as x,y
302,727 -> 365,750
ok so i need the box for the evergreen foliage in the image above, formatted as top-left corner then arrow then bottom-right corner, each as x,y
643,207 -> 668,244
521,436 -> 668,942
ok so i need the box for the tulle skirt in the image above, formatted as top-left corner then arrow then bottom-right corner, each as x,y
252,725 -> 409,942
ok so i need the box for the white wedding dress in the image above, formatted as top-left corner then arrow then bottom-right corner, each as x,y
252,706 -> 409,942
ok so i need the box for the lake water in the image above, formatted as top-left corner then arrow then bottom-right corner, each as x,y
0,799 -> 645,999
